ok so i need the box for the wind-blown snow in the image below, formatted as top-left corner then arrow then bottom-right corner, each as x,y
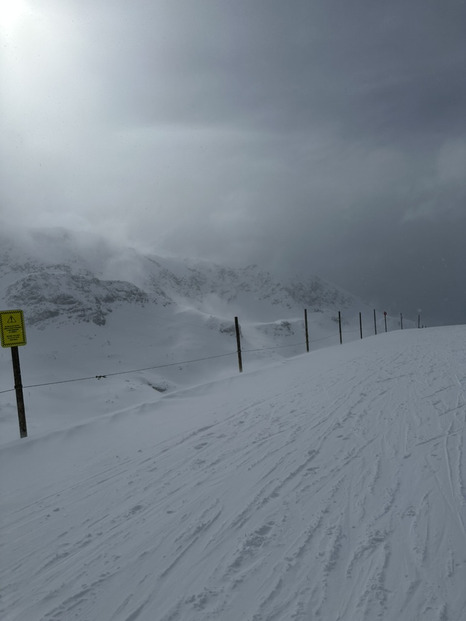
1,326 -> 465,620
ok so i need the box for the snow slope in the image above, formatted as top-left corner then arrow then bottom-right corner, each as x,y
1,326 -> 465,621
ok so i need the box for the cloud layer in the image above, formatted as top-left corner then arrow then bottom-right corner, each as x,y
1,0 -> 465,325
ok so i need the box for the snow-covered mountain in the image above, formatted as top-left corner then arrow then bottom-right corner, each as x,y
0,227 -> 359,328
0,227 -> 388,393
0,226 -> 409,440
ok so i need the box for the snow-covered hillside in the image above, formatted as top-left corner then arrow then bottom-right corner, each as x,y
1,326 -> 465,621
1,226 -> 407,441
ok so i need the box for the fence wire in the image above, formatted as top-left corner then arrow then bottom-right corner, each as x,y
0,310 -> 411,395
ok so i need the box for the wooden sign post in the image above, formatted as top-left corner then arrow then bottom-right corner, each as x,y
1,310 -> 28,438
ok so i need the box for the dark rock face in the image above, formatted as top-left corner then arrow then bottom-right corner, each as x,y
6,267 -> 149,326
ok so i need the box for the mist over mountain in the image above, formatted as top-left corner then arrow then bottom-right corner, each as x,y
0,226 -> 370,330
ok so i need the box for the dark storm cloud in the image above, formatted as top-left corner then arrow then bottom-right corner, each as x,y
88,0 -> 465,139
1,0 -> 465,325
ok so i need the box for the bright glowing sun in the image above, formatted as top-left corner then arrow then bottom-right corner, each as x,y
0,0 -> 29,32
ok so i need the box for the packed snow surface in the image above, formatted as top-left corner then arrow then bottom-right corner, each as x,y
1,326 -> 466,620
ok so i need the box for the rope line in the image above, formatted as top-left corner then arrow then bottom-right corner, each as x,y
0,341 -> 309,393
0,313 -> 405,395
19,352 -> 237,389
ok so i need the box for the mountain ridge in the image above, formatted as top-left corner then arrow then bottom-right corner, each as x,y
0,227 -> 362,328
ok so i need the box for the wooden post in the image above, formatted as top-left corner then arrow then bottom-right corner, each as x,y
400,313 -> 403,330
338,311 -> 342,344
304,308 -> 310,352
418,313 -> 421,329
384,312 -> 388,333
11,346 -> 27,438
234,316 -> 243,373
359,312 -> 363,339
373,309 -> 377,335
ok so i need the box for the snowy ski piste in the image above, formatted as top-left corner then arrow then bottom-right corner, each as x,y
1,326 -> 465,620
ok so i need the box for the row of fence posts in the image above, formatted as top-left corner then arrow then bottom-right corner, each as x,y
234,309 -> 422,373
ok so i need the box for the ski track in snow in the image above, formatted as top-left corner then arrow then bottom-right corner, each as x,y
1,328 -> 466,621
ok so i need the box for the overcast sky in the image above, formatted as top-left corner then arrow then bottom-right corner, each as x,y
1,0 -> 465,325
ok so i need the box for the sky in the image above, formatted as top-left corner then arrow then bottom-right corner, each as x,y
1,0 -> 465,326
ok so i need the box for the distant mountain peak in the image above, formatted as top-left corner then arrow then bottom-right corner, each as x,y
1,226 -> 365,328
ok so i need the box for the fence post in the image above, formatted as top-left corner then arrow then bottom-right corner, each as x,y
384,311 -> 388,333
338,311 -> 342,344
11,346 -> 27,438
400,313 -> 403,330
359,312 -> 363,339
304,308 -> 310,352
418,313 -> 421,329
373,309 -> 377,335
234,316 -> 243,373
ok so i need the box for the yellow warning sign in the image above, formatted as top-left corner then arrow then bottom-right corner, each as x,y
0,310 -> 27,347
